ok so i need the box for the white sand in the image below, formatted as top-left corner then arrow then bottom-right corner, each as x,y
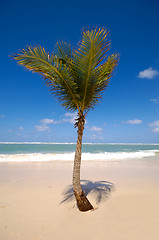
0,159 -> 159,240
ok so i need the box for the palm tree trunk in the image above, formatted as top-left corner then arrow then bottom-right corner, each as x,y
73,113 -> 93,212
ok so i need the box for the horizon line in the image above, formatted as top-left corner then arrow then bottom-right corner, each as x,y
0,142 -> 159,145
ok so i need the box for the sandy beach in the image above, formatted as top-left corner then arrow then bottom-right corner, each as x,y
0,158 -> 159,240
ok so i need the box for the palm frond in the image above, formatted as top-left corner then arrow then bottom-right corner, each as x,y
83,53 -> 119,110
55,41 -> 72,64
12,27 -> 119,114
11,46 -> 80,111
69,28 -> 118,112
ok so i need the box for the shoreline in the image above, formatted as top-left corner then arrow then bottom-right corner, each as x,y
0,142 -> 159,144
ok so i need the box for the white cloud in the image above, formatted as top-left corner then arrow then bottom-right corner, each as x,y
90,134 -> 104,140
90,134 -> 97,140
35,125 -> 50,132
40,118 -> 56,124
138,67 -> 159,79
149,121 -> 159,133
35,118 -> 59,132
89,126 -> 102,132
0,115 -> 5,118
150,98 -> 159,104
35,112 -> 85,132
150,121 -> 159,127
125,119 -> 142,124
152,128 -> 159,133
8,129 -> 12,133
63,112 -> 78,124
19,126 -> 24,131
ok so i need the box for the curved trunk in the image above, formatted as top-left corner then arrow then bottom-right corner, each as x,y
73,113 -> 93,212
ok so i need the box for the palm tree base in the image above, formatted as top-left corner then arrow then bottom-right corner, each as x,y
74,190 -> 94,212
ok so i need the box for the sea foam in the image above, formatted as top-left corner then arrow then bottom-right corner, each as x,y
0,150 -> 157,162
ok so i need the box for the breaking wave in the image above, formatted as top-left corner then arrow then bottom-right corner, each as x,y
0,150 -> 157,162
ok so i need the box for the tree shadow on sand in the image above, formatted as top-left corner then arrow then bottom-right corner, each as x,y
61,180 -> 115,205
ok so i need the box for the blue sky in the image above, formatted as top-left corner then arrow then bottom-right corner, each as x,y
0,0 -> 159,143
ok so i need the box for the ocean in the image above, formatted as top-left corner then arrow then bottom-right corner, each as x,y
0,143 -> 159,163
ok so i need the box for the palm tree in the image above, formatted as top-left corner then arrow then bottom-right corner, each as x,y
12,27 -> 119,211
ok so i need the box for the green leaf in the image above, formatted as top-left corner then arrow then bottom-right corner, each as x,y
11,27 -> 119,115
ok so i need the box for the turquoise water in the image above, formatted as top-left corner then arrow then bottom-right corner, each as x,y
0,143 -> 159,162
0,143 -> 159,154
